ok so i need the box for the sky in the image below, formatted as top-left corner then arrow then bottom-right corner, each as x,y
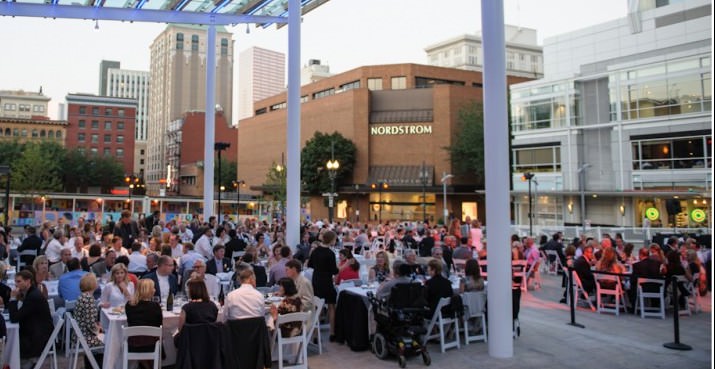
0,0 -> 629,120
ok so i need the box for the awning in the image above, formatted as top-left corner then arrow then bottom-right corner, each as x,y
368,165 -> 434,187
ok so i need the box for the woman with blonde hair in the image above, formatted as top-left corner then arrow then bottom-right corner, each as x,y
125,279 -> 163,369
31,255 -> 51,298
100,263 -> 135,308
369,250 -> 391,283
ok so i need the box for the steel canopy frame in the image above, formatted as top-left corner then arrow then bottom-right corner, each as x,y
1,0 -> 318,248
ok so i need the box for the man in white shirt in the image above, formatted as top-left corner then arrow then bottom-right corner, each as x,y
69,235 -> 88,260
127,241 -> 148,273
195,227 -> 214,259
187,259 -> 219,298
111,236 -> 130,257
178,223 -> 194,244
44,229 -> 65,264
224,268 -> 265,320
169,235 -> 183,259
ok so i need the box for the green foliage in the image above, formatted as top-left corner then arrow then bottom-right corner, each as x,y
264,161 -> 287,204
300,131 -> 357,195
444,101 -> 485,187
214,158 -> 237,189
10,142 -> 62,195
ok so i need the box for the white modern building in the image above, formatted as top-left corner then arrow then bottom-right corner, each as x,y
100,61 -> 150,177
425,24 -> 543,79
238,46 -> 285,120
0,89 -> 50,119
301,59 -> 332,85
146,24 -> 234,194
509,0 -> 711,230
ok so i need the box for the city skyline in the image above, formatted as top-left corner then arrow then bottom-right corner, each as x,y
0,0 -> 628,121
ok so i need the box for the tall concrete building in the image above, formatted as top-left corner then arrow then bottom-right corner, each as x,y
238,46 -> 285,120
425,24 -> 543,79
146,24 -> 234,194
509,0 -> 711,230
98,60 -> 121,96
101,62 -> 150,177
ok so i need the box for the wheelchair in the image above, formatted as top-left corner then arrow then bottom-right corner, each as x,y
367,283 -> 431,368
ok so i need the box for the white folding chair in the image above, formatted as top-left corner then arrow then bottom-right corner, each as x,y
461,291 -> 487,344
66,313 -> 103,369
544,250 -> 562,275
524,260 -> 541,290
512,260 -> 528,292
675,275 -> 694,316
121,325 -> 163,369
16,249 -> 37,272
687,273 -> 702,313
635,278 -> 665,319
563,267 -> 596,311
31,313 -> 65,369
453,259 -> 467,275
422,297 -> 460,353
63,300 -> 77,357
593,273 -> 626,316
275,312 -> 311,369
477,259 -> 488,280
307,296 -> 325,354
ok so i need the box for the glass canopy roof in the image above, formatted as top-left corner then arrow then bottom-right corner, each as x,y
0,0 -> 328,25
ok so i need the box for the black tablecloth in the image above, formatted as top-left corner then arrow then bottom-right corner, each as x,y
334,290 -> 370,351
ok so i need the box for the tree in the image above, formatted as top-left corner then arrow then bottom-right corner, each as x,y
300,131 -> 357,195
10,142 -> 62,195
444,101 -> 485,187
264,161 -> 286,216
214,158 -> 237,189
92,156 -> 125,193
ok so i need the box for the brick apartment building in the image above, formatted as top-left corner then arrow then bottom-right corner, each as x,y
65,94 -> 137,175
238,63 -> 532,223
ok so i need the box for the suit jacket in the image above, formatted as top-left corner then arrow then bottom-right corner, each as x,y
8,285 -> 54,358
17,234 -> 43,264
631,258 -> 663,293
142,271 -> 179,298
424,274 -> 453,317
206,257 -> 233,275
50,262 -> 68,280
114,220 -> 140,249
573,256 -> 595,294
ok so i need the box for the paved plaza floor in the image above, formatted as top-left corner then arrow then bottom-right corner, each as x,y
36,272 -> 711,369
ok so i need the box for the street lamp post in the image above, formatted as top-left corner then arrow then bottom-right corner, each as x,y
275,153 -> 285,221
125,175 -> 139,215
522,172 -> 535,236
0,165 -> 11,225
419,161 -> 429,223
214,142 -> 231,217
326,158 -> 339,225
232,180 -> 245,221
218,185 -> 226,217
577,163 -> 592,233
440,173 -> 454,223
370,181 -> 389,224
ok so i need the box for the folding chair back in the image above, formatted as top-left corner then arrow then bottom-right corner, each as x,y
121,325 -> 163,369
422,297 -> 460,353
32,313 -> 65,369
66,313 -> 102,369
635,278 -> 665,319
307,296 -> 325,354
275,312 -> 311,369
461,291 -> 487,344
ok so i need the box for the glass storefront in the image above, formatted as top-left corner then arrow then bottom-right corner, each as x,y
368,192 -> 436,222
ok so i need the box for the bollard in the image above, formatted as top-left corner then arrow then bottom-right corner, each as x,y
663,275 -> 692,351
566,266 -> 585,328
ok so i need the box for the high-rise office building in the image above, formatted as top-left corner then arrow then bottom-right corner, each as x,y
99,60 -> 121,97
425,24 -> 543,79
238,46 -> 285,120
146,24 -> 234,194
101,61 -> 150,177
508,0 -> 711,229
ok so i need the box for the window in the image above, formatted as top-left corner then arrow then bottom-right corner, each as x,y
117,135 -> 124,144
104,108 -> 112,116
32,105 -> 45,113
270,102 -> 286,111
77,147 -> 85,155
221,38 -> 228,56
391,76 -> 407,90
176,33 -> 184,50
56,130 -> 61,139
19,104 -> 31,112
31,129 -> 38,137
104,121 -> 112,130
91,134 -> 98,143
48,130 -> 54,138
91,120 -> 99,129
415,77 -> 465,88
140,149 -> 145,155
3,103 -> 16,111
40,130 -> 46,137
104,134 -> 111,143
116,148 -> 124,158
632,135 -> 711,170
90,147 -> 98,155
512,145 -> 562,173
117,121 -> 125,130
78,133 -> 85,142
3,128 -> 8,136
367,78 -> 383,91
339,80 -> 360,91
118,109 -> 125,117
103,148 -> 111,156
191,35 -> 199,51
78,106 -> 86,115
312,88 -> 335,100
92,107 -> 100,115
12,129 -> 18,136
140,159 -> 145,165
78,120 -> 86,129
21,129 -> 27,137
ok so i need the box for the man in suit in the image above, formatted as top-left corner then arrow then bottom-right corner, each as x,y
144,210 -> 160,230
206,245 -> 232,275
113,210 -> 139,250
573,244 -> 596,295
142,255 -> 179,299
8,270 -> 54,366
16,226 -> 42,267
628,245 -> 664,312
50,248 -> 72,280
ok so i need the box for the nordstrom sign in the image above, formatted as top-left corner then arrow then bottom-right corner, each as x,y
370,124 -> 433,136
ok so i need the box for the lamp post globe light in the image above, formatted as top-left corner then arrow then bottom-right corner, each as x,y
440,173 -> 453,223
370,181 -> 389,223
577,163 -> 592,233
232,180 -> 245,221
326,158 -> 339,225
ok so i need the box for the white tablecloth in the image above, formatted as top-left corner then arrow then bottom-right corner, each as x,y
1,320 -> 20,369
100,308 -> 180,369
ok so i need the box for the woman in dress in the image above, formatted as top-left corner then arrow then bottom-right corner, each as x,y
100,263 -> 135,308
307,230 -> 339,341
31,255 -> 50,299
266,244 -> 283,270
368,251 -> 391,284
335,249 -> 360,285
73,273 -> 104,347
460,259 -> 485,293
177,279 -> 218,332
125,279 -> 163,369
271,277 -> 303,338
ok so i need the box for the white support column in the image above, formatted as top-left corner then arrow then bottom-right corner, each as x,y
286,0 -> 301,248
481,0 -> 513,358
203,24 -> 217,222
